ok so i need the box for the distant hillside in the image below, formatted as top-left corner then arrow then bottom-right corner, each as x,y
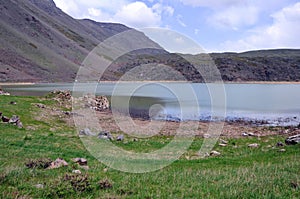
0,0 -> 300,83
0,0 -> 161,82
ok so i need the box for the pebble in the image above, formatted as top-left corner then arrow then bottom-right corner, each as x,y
219,143 -> 227,147
278,149 -> 286,152
248,143 -> 259,148
72,170 -> 82,174
35,184 -> 44,189
210,151 -> 221,156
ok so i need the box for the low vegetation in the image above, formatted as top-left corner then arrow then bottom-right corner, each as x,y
0,95 -> 299,198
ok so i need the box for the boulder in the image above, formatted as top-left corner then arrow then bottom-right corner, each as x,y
9,115 -> 19,124
276,142 -> 284,147
17,120 -> 23,128
98,131 -> 113,141
285,134 -> 300,145
72,158 -> 88,166
2,116 -> 10,123
117,134 -> 124,141
48,158 -> 68,169
72,170 -> 82,174
79,128 -> 96,136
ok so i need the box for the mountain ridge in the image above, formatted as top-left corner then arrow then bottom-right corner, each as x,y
0,0 -> 300,83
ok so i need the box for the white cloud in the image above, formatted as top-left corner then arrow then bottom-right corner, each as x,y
219,2 -> 300,52
180,0 -> 241,9
208,6 -> 259,30
113,2 -> 161,28
176,15 -> 187,27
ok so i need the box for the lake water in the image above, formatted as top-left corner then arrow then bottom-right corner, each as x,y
2,82 -> 300,126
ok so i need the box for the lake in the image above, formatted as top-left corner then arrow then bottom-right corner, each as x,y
2,82 -> 300,126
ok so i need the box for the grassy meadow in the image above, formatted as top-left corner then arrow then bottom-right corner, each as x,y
0,95 -> 299,198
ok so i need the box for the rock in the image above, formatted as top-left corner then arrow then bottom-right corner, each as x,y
72,158 -> 88,166
98,131 -> 113,141
248,143 -> 259,148
35,103 -> 46,108
242,132 -> 249,136
117,134 -> 124,141
133,138 -> 138,142
72,170 -> 82,174
1,116 -> 10,123
0,89 -> 10,96
276,142 -> 284,147
9,115 -> 19,124
10,101 -> 17,105
79,128 -> 95,136
17,120 -> 23,128
220,139 -> 228,144
219,143 -> 227,147
35,184 -> 44,189
285,134 -> 300,145
48,158 -> 68,169
278,149 -> 286,152
103,168 -> 108,172
248,132 -> 255,136
210,151 -> 221,156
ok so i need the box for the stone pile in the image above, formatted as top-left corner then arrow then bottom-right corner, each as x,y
84,95 -> 110,111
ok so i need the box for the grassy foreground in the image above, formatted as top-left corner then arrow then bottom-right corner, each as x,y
0,95 -> 299,199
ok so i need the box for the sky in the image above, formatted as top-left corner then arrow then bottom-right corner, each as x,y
53,0 -> 300,53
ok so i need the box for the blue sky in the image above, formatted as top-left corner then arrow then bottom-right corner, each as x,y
53,0 -> 300,52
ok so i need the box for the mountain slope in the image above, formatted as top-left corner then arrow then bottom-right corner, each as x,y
0,0 -> 160,82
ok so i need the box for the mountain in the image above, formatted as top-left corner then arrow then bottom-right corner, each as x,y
0,0 -> 162,82
0,0 -> 300,83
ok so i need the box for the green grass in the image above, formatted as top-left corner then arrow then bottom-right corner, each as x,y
0,95 -> 299,198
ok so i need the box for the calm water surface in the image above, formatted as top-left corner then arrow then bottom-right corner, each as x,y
3,83 -> 300,126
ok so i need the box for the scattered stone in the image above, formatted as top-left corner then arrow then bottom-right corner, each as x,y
248,143 -> 259,148
0,89 -> 10,96
276,142 -> 285,147
133,138 -> 138,142
1,116 -> 9,123
220,139 -> 228,144
248,132 -> 255,136
219,143 -> 227,147
51,90 -> 72,101
35,103 -> 46,109
72,170 -> 82,174
25,158 -> 52,169
117,134 -> 124,141
17,120 -> 23,128
35,184 -> 44,189
278,149 -> 286,152
72,158 -> 88,166
210,151 -> 221,156
285,134 -> 300,145
48,158 -> 68,169
98,131 -> 113,141
99,178 -> 113,189
79,128 -> 95,136
203,134 -> 211,138
103,168 -> 108,172
242,132 -> 249,136
10,101 -> 17,105
9,115 -> 19,124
